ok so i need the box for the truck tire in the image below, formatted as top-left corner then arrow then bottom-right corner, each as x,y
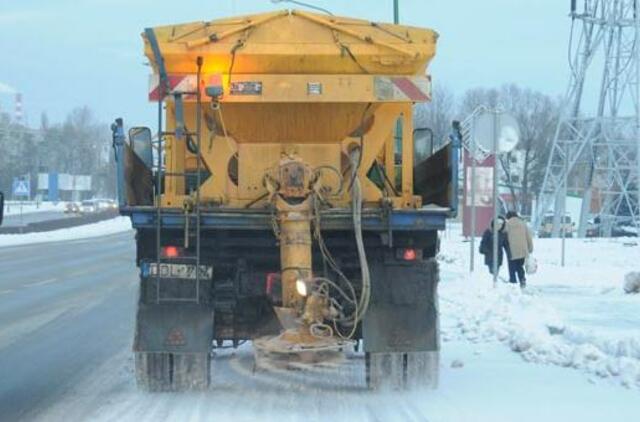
364,257 -> 440,390
366,351 -> 439,390
135,352 -> 210,392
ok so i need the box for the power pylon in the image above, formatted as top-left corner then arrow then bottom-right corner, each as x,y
535,0 -> 640,236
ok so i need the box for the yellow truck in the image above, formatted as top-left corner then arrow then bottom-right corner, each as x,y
112,9 -> 459,391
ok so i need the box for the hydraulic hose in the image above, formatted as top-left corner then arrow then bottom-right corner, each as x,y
350,148 -> 371,323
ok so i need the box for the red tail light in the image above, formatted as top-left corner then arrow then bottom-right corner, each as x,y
162,246 -> 181,258
403,248 -> 417,261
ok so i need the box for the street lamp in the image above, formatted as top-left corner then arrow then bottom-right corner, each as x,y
270,0 -> 334,16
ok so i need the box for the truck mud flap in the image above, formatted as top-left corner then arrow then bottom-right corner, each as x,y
363,258 -> 439,353
134,303 -> 214,354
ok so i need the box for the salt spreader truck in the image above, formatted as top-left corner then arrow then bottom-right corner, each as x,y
112,9 -> 459,391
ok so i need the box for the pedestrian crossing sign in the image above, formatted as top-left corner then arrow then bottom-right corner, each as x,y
12,179 -> 30,197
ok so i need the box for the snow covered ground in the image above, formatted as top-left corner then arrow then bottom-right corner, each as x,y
439,223 -> 640,390
3,201 -> 66,216
0,217 -> 132,247
25,222 -> 640,422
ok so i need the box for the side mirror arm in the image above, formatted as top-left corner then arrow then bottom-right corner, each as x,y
0,191 -> 4,226
111,118 -> 126,208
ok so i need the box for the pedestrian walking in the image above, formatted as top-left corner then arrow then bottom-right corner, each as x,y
479,217 -> 509,276
504,211 -> 534,288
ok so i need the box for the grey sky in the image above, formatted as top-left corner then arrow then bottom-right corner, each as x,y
0,0 -> 569,126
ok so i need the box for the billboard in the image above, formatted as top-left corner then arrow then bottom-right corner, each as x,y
462,151 -> 496,237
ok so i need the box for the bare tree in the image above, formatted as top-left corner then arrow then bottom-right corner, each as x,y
458,84 -> 560,215
413,84 -> 456,152
498,85 -> 560,215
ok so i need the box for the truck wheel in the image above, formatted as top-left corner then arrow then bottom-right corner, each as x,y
366,351 -> 439,390
135,352 -> 210,392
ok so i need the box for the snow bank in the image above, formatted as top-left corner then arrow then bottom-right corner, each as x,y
623,272 -> 640,294
0,217 -> 132,247
439,225 -> 640,389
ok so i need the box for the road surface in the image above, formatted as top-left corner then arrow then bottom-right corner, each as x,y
0,232 -> 137,421
0,231 -> 636,422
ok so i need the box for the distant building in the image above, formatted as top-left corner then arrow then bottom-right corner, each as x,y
37,172 -> 92,201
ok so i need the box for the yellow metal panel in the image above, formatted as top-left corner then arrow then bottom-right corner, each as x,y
150,74 -> 431,103
400,104 -> 414,202
146,10 -> 437,212
215,102 -> 370,145
198,134 -> 238,204
145,10 -> 437,76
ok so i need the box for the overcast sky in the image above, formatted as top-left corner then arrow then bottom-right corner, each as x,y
0,0 -> 569,126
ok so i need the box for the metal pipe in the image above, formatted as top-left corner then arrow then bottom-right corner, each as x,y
155,96 -> 163,303
636,0 -> 640,233
277,198 -> 313,308
394,0 -> 400,24
196,56 -> 203,302
492,110 -> 500,285
470,116 -> 477,273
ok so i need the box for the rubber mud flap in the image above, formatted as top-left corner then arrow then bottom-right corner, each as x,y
363,258 -> 439,353
134,303 -> 214,354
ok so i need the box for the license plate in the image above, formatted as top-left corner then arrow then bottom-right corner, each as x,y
148,263 -> 213,280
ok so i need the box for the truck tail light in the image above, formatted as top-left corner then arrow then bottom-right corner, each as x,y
403,248 -> 417,261
396,248 -> 421,261
162,245 -> 182,258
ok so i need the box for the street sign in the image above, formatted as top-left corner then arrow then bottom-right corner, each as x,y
12,178 -> 30,197
472,111 -> 520,154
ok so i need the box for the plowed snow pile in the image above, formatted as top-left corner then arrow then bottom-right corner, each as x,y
439,224 -> 640,389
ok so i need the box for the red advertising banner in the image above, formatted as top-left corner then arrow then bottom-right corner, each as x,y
462,150 -> 496,237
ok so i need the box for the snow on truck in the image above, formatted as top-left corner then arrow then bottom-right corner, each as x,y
111,9 -> 459,391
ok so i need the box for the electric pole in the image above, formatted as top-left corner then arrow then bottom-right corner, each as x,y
393,0 -> 399,24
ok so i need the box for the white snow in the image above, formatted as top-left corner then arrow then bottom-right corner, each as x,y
438,223 -> 640,390
0,217 -> 132,247
3,201 -> 66,216
18,220 -> 640,421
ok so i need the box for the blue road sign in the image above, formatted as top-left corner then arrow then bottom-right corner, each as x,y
12,178 -> 30,197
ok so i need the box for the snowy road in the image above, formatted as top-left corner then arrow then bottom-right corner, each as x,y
0,230 -> 638,421
1,211 -> 71,227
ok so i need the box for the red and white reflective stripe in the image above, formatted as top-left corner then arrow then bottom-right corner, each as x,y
391,77 -> 430,101
374,76 -> 431,102
148,74 -> 197,101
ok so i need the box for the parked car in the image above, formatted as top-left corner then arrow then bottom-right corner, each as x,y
585,216 -> 638,238
94,198 -> 118,211
538,213 -> 575,238
65,202 -> 81,214
80,200 -> 98,214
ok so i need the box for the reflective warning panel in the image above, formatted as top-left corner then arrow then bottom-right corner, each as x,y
230,81 -> 263,95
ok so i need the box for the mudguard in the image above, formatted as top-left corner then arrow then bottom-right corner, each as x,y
134,303 -> 214,354
363,258 -> 439,353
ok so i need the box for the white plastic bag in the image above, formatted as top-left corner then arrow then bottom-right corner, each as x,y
525,255 -> 538,275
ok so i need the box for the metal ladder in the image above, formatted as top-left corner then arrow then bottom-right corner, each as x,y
153,57 -> 205,305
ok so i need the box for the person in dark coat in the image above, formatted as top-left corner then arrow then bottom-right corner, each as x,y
479,217 -> 509,276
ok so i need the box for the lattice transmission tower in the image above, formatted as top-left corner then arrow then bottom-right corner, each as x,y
535,0 -> 640,236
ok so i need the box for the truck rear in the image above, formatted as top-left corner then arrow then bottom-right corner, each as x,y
112,9 -> 459,391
